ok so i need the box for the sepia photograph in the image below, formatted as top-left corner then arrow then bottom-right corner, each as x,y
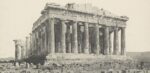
0,0 -> 150,73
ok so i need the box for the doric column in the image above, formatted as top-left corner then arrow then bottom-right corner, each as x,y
78,25 -> 83,53
72,21 -> 78,53
44,26 -> 47,55
25,37 -> 30,58
48,18 -> 55,53
35,32 -> 38,55
83,22 -> 89,54
104,26 -> 109,55
121,27 -> 126,55
41,29 -> 44,55
29,33 -> 32,56
94,24 -> 100,55
109,32 -> 112,55
113,27 -> 119,55
60,20 -> 66,53
66,24 -> 71,53
13,40 -> 22,61
21,46 -> 25,59
32,33 -> 35,56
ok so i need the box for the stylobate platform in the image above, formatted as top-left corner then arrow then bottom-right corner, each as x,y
45,53 -> 134,65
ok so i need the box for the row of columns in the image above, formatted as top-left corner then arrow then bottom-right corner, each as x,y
13,18 -> 126,63
105,27 -> 126,55
47,18 -> 126,55
13,40 -> 25,61
13,35 -> 33,61
14,18 -> 126,62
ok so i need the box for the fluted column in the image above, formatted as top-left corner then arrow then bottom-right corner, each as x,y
66,25 -> 71,53
94,24 -> 100,55
60,20 -> 66,53
83,22 -> 89,54
48,18 -> 55,53
21,46 -> 25,59
121,27 -> 126,55
13,40 -> 22,61
109,32 -> 112,55
44,26 -> 47,55
25,37 -> 30,58
32,33 -> 35,56
78,25 -> 83,53
29,33 -> 32,56
104,26 -> 109,55
35,32 -> 38,55
113,27 -> 119,55
72,21 -> 78,53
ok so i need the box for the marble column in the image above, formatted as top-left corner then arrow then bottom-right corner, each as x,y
35,32 -> 38,55
26,37 -> 30,58
104,26 -> 109,55
32,33 -> 36,56
29,36 -> 31,57
94,24 -> 100,55
29,33 -> 32,56
66,24 -> 71,53
113,27 -> 119,55
21,46 -> 25,59
60,20 -> 66,53
72,21 -> 78,53
44,26 -> 47,55
13,40 -> 22,61
78,25 -> 83,53
109,32 -> 112,55
40,29 -> 44,55
48,18 -> 55,53
121,27 -> 126,55
83,22 -> 89,54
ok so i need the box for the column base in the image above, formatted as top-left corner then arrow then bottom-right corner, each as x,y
84,49 -> 89,54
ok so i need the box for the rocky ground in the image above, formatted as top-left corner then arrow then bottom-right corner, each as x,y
0,61 -> 148,73
0,54 -> 149,73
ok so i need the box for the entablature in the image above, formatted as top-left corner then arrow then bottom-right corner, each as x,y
32,3 -> 128,31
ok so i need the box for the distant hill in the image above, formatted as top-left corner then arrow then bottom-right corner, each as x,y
0,52 -> 150,63
127,52 -> 150,62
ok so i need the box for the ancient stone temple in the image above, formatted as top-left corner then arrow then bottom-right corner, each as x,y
13,3 -> 129,65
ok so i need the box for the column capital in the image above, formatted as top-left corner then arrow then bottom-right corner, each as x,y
121,27 -> 126,29
29,33 -> 32,35
59,19 -> 70,23
26,36 -> 29,39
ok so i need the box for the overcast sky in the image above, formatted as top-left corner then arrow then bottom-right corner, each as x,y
0,0 -> 150,58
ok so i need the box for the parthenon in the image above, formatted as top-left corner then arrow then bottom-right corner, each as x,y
13,3 -> 129,64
